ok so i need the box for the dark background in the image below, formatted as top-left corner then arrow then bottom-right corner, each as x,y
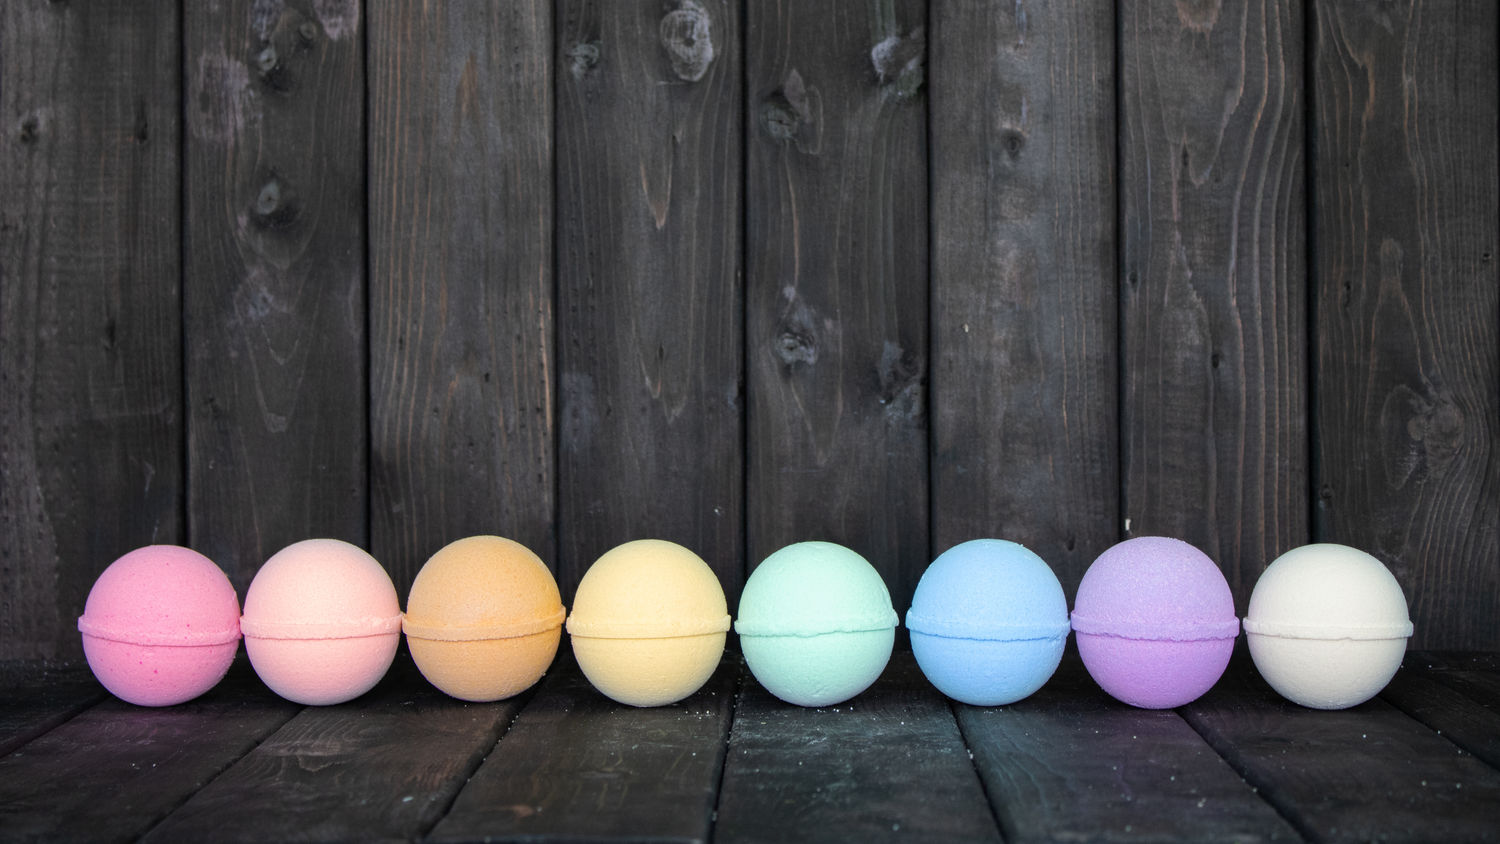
2,0 -> 1495,661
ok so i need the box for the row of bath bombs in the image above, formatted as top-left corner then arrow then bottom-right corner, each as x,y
79,535 -> 1413,713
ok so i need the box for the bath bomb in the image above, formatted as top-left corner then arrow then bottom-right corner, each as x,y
906,539 -> 1071,705
736,541 -> 898,707
78,546 -> 241,706
241,539 -> 402,705
1071,537 -> 1239,709
404,536 -> 565,701
1245,543 -> 1413,709
567,539 -> 730,707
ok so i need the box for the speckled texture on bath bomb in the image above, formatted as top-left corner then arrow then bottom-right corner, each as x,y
735,541 -> 897,707
906,539 -> 1070,705
566,539 -> 730,707
404,536 -> 565,702
241,539 -> 402,705
78,546 -> 241,707
1245,543 -> 1412,709
1071,537 -> 1239,709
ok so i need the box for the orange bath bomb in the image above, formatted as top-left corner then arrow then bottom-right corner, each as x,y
567,539 -> 730,707
403,536 -> 565,701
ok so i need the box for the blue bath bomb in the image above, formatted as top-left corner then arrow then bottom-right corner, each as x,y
735,542 -> 898,707
906,539 -> 1070,705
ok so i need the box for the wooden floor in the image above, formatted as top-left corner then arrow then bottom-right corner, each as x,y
2,643 -> 1498,844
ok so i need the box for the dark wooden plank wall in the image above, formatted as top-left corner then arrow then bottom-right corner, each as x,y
1,0 -> 1496,661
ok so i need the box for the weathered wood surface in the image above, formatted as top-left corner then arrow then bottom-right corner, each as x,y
745,0 -> 930,613
957,649 -> 1300,844
0,659 -> 299,844
1182,654 -> 1500,843
1380,665 -> 1500,771
184,0 -> 367,589
0,663 -> 104,760
0,1 -> 183,661
140,652 -> 527,844
1119,0 -> 1310,611
368,0 -> 556,591
427,648 -> 735,844
1311,0 -> 1500,652
715,654 -> 1001,844
928,0 -> 1118,596
554,0 -> 744,604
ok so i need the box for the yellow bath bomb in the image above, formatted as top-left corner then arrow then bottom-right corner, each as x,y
403,536 -> 565,701
567,539 -> 731,707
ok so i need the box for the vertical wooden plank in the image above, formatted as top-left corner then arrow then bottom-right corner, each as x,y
0,2 -> 182,660
1120,0 -> 1309,607
368,1 -> 555,591
928,0 -> 1117,595
555,0 -> 744,602
185,0 -> 367,588
745,0 -> 929,612
1312,0 -> 1500,651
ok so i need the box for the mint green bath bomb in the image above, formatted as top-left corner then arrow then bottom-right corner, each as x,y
735,542 -> 898,707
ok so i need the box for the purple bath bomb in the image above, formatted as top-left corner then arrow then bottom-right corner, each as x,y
1071,537 -> 1239,709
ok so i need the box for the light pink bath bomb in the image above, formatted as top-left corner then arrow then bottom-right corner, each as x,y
240,539 -> 402,705
78,546 -> 241,706
1071,537 -> 1240,709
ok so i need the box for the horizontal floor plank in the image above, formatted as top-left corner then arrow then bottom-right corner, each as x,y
140,650 -> 528,844
0,663 -> 105,759
426,647 -> 736,844
958,649 -> 1300,844
714,653 -> 1001,844
1380,666 -> 1500,772
1182,653 -> 1500,844
0,655 -> 299,844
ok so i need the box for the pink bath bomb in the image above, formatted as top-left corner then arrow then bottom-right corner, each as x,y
1071,537 -> 1239,708
240,539 -> 402,705
78,546 -> 241,706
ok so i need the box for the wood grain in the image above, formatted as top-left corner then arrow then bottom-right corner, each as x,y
555,0 -> 744,604
1380,666 -> 1500,771
745,0 -> 930,614
928,0 -> 1118,597
0,662 -> 104,759
427,649 -> 736,844
715,654 -> 1001,844
0,1 -> 183,660
1182,654 -> 1500,843
0,657 -> 299,844
140,653 -> 527,844
184,0 -> 367,589
368,1 -> 556,593
1119,0 -> 1310,610
1311,0 -> 1500,651
957,650 -> 1299,843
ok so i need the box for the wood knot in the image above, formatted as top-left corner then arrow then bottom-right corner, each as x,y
18,117 -> 39,145
660,0 -> 714,82
567,42 -> 600,80
763,69 -> 820,153
252,177 -> 299,227
871,27 -> 925,99
775,330 -> 817,367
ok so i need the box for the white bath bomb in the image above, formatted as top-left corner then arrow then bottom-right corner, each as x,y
1244,544 -> 1413,709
